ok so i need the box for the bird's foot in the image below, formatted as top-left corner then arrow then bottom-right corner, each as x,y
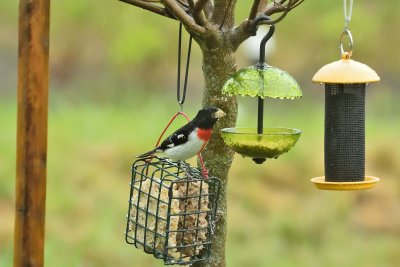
177,160 -> 194,179
201,168 -> 209,179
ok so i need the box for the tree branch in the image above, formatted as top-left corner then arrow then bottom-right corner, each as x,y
264,0 -> 304,16
203,1 -> 213,20
288,0 -> 304,10
193,0 -> 210,15
232,0 -> 305,50
211,0 -> 236,29
118,0 -> 175,19
263,0 -> 291,24
162,0 -> 206,34
249,0 -> 262,20
176,0 -> 189,8
188,0 -> 211,26
187,0 -> 195,9
193,0 -> 212,26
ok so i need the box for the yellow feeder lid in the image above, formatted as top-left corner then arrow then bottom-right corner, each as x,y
310,176 -> 380,190
312,53 -> 380,84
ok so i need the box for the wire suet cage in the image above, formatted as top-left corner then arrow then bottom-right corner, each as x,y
125,156 -> 221,265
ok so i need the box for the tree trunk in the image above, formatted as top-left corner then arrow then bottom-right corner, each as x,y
194,38 -> 238,267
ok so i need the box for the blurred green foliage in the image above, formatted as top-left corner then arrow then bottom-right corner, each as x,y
1,1 -> 400,267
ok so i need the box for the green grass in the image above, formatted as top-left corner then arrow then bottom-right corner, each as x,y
1,90 -> 400,266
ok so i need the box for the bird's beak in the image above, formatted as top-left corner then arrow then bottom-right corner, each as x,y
213,109 -> 226,119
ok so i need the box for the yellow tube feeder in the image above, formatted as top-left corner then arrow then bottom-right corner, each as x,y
310,31 -> 380,190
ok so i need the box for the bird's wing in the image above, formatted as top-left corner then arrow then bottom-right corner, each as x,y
136,147 -> 158,158
158,121 -> 194,150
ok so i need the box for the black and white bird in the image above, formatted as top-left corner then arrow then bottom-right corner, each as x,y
137,106 -> 226,161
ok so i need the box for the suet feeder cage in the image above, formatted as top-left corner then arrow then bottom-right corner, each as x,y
221,21 -> 302,164
310,29 -> 380,190
125,156 -> 221,265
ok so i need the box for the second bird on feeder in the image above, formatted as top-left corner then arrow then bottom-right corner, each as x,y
137,106 -> 225,161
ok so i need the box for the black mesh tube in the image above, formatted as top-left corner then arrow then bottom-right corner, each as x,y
324,84 -> 365,182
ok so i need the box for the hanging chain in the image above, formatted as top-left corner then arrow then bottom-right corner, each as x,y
177,23 -> 193,111
340,0 -> 354,58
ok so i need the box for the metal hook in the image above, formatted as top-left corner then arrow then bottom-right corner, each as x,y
249,15 -> 276,65
250,15 -> 271,35
176,23 -> 192,111
259,25 -> 275,64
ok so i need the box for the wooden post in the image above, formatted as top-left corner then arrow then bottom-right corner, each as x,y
14,0 -> 50,266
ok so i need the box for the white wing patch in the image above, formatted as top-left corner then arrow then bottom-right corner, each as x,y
163,130 -> 203,161
177,134 -> 185,139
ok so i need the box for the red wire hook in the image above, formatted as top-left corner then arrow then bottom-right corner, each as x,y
154,111 -> 209,179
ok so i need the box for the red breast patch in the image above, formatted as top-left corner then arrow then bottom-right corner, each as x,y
197,128 -> 213,141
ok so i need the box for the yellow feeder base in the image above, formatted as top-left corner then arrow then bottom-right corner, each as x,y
310,176 -> 380,190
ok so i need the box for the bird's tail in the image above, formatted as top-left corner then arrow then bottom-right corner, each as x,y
136,147 -> 159,159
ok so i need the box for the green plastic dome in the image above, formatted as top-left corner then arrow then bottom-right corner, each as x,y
222,63 -> 302,99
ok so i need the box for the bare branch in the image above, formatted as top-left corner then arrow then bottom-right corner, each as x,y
118,0 -> 175,19
203,1 -> 213,20
261,0 -> 304,24
232,0 -> 305,50
187,0 -> 211,26
249,0 -> 301,22
176,0 -> 190,8
193,0 -> 209,14
187,0 -> 195,9
258,0 -> 268,12
231,20 -> 254,50
289,0 -> 304,10
264,0 -> 303,16
162,0 -> 206,34
265,5 -> 290,24
211,0 -> 235,28
249,0 -> 262,20
188,0 -> 208,26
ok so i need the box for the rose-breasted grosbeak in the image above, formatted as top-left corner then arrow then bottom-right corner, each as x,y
137,106 -> 226,161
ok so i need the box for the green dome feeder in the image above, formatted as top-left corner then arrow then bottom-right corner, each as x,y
221,19 -> 302,164
222,64 -> 302,100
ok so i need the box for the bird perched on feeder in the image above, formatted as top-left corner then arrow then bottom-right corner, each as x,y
137,106 -> 226,161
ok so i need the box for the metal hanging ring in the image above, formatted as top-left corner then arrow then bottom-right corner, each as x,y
339,29 -> 353,58
250,15 -> 269,35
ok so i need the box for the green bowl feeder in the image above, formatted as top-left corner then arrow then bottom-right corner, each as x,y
221,22 -> 302,164
221,128 -> 301,163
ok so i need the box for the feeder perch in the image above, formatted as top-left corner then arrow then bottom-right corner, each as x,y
221,21 -> 302,164
310,50 -> 380,190
125,156 -> 221,265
